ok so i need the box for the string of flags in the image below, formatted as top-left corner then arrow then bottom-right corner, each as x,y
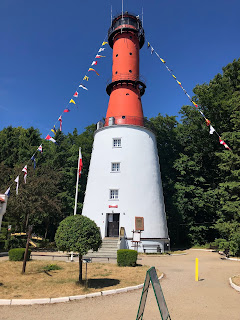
147,42 -> 231,151
3,39 -> 108,196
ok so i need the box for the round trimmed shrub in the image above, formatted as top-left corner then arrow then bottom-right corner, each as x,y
9,248 -> 31,261
117,249 -> 138,266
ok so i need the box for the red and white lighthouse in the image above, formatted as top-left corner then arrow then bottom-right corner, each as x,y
82,13 -> 169,252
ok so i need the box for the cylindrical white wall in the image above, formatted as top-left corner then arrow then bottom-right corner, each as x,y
82,125 -> 169,252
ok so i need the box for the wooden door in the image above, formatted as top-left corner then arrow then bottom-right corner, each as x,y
107,213 -> 119,237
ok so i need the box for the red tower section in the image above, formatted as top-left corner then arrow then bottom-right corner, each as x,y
105,13 -> 146,127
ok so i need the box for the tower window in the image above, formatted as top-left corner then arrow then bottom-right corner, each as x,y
115,71 -> 118,74
129,52 -> 132,55
116,54 -> 118,57
110,189 -> 119,200
113,138 -> 121,148
126,93 -> 129,95
129,70 -> 132,73
130,36 -> 132,39
111,163 -> 120,172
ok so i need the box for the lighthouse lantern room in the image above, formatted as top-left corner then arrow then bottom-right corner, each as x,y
82,12 -> 170,253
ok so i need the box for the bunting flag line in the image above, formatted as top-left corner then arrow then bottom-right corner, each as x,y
73,91 -> 79,98
51,125 -> 57,135
147,41 -> 232,151
31,155 -> 36,169
58,116 -> 62,131
91,61 -> 97,66
83,75 -> 89,81
14,176 -> 19,195
79,84 -> 88,91
45,135 -> 57,144
5,187 -> 10,197
98,48 -> 105,53
102,41 -> 108,46
88,68 -> 99,76
69,99 -> 76,104
22,165 -> 27,184
64,108 -> 70,113
38,145 -> 43,153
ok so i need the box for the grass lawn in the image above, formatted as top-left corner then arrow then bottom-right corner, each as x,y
232,275 -> 240,287
0,260 -> 152,299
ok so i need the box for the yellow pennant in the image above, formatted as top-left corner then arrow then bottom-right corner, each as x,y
192,101 -> 198,107
69,99 -> 76,104
172,75 -> 176,79
177,80 -> 181,85
102,41 -> 108,46
160,58 -> 166,63
83,75 -> 89,81
88,68 -> 99,76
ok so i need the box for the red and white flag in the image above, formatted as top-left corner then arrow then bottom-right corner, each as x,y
79,149 -> 83,177
91,61 -> 97,66
45,134 -> 57,144
219,137 -> 231,150
58,116 -> 62,131
38,145 -> 43,153
22,165 -> 27,184
73,91 -> 78,97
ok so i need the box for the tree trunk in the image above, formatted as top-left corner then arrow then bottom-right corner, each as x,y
78,254 -> 83,283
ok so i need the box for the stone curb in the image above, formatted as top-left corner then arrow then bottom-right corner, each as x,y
226,257 -> 240,262
0,273 -> 164,306
229,277 -> 240,292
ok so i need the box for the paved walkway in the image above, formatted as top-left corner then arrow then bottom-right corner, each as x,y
1,250 -> 240,320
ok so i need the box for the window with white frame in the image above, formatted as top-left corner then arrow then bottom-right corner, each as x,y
110,189 -> 119,200
111,162 -> 120,172
113,138 -> 121,148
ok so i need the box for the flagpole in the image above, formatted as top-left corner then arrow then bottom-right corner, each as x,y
71,147 -> 81,262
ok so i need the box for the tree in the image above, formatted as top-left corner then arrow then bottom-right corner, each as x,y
55,215 -> 102,282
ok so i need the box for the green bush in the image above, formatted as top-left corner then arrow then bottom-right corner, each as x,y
117,249 -> 138,267
0,240 -> 5,250
9,248 -> 31,261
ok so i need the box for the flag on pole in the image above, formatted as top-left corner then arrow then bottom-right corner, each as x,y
45,135 -> 57,144
51,125 -> 57,135
83,75 -> 89,81
102,41 -> 108,45
95,54 -> 105,58
58,116 -> 62,131
79,149 -> 83,177
209,125 -> 215,135
15,176 -> 19,195
38,145 -> 43,153
31,155 -> 36,169
69,99 -> 76,104
98,48 -> 105,53
219,137 -> 231,150
22,165 -> 27,183
64,108 -> 70,113
88,68 -> 99,76
73,91 -> 78,97
5,187 -> 10,197
79,84 -> 88,90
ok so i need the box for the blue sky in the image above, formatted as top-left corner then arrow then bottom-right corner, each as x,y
1,0 -> 240,136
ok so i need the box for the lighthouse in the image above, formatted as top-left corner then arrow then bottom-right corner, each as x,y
82,12 -> 169,252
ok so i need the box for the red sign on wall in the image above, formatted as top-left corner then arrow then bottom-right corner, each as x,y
109,205 -> 118,208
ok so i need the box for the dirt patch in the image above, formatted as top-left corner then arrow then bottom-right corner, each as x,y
0,260 -> 151,299
232,275 -> 240,286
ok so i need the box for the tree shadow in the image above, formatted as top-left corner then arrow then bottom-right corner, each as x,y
85,278 -> 120,289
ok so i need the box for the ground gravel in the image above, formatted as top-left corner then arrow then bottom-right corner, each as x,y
1,249 -> 240,320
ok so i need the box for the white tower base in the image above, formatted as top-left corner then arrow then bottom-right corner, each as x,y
82,125 -> 169,253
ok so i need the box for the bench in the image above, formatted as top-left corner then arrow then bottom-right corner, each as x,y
143,244 -> 161,253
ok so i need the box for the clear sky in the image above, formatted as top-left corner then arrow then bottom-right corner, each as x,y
1,0 -> 239,136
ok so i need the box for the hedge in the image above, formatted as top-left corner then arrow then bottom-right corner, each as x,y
9,248 -> 31,261
117,249 -> 138,267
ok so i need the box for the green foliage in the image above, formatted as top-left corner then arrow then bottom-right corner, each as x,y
42,264 -> 62,271
55,215 -> 102,255
9,248 -> 31,261
5,236 -> 27,250
117,249 -> 138,267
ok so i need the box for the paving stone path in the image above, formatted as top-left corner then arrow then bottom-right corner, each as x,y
1,249 -> 240,320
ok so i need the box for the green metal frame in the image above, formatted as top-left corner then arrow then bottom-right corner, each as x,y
136,267 -> 171,320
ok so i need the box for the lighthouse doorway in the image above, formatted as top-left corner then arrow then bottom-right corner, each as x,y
107,213 -> 120,237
